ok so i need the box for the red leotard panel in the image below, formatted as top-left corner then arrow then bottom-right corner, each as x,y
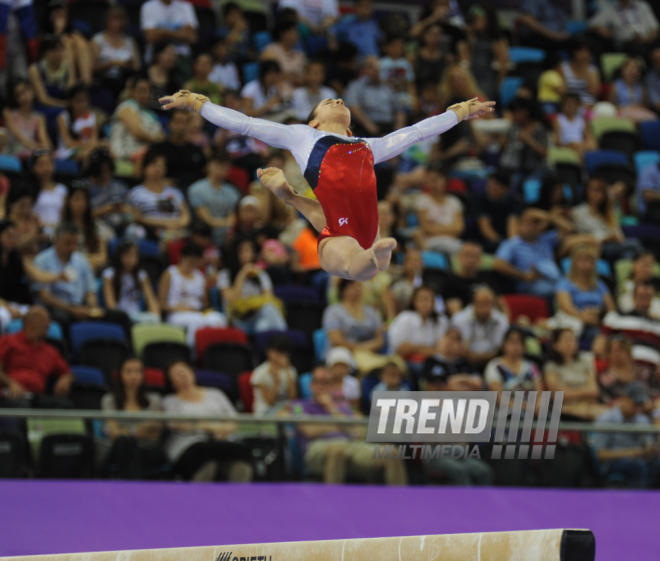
313,141 -> 378,250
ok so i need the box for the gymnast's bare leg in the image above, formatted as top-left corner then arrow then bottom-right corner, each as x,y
257,167 -> 396,281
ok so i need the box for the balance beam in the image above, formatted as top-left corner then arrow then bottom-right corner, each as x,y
0,529 -> 595,561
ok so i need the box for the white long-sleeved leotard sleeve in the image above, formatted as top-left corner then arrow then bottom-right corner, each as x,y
365,110 -> 459,165
199,101 -> 460,172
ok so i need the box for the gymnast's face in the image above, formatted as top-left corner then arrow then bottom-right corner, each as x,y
309,99 -> 351,130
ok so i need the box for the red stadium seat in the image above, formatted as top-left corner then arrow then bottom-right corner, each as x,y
501,294 -> 550,323
238,371 -> 254,413
195,327 -> 249,365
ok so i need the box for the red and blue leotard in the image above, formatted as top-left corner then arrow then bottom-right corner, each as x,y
199,102 -> 459,249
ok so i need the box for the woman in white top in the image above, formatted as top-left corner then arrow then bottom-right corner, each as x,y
30,148 -> 67,236
553,93 -> 596,159
91,6 -> 141,97
389,285 -> 449,359
126,149 -> 191,241
103,240 -> 160,324
163,360 -> 253,482
158,242 -> 226,347
251,334 -> 298,415
218,239 -> 287,334
240,60 -> 295,121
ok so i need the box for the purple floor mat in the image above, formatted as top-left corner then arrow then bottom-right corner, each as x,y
0,481 -> 657,561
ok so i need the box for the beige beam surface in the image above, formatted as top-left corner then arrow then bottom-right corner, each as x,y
0,529 -> 595,561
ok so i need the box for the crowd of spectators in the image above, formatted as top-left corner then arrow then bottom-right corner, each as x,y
0,0 -> 660,488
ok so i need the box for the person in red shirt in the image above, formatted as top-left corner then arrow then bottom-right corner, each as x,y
0,306 -> 73,399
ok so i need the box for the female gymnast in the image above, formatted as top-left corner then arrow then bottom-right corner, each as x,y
159,91 -> 494,281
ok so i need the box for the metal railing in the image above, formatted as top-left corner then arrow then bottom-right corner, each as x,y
1,408 -> 659,433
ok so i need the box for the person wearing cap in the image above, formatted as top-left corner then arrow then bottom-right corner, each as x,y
422,327 -> 483,391
593,381 -> 659,488
325,346 -> 361,410
289,366 -> 408,485
474,170 -> 521,252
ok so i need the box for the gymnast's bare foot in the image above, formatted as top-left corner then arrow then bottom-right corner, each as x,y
257,167 -> 296,203
372,238 -> 397,271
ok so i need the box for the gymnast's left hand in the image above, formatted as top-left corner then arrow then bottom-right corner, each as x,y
448,98 -> 497,121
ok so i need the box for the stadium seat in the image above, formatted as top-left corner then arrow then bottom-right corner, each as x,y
142,342 -> 191,371
548,147 -> 583,188
548,146 -> 581,165
622,224 -> 660,242
243,62 -> 260,84
499,77 -> 524,108
600,53 -> 640,82
0,430 -> 26,477
615,258 -> 660,288
566,20 -> 588,34
71,366 -> 106,387
286,302 -> 325,333
591,116 -> 636,140
501,295 -> 550,323
313,329 -> 327,363
633,151 -> 660,174
203,343 -> 255,397
509,46 -> 545,63
194,369 -> 233,393
69,0 -> 107,37
238,371 -> 254,413
144,367 -> 166,389
298,372 -> 312,399
5,319 -> 63,340
640,121 -> 660,151
253,30 -> 272,54
599,131 -> 639,161
523,178 -> 543,204
0,154 -> 22,173
27,418 -> 94,478
70,321 -> 126,359
131,324 -> 186,358
421,251 -> 448,270
80,339 -> 130,385
273,285 -> 320,305
195,327 -> 249,365
70,382 -> 106,410
584,150 -> 629,175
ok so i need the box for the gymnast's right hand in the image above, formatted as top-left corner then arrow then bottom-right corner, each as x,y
159,90 -> 209,113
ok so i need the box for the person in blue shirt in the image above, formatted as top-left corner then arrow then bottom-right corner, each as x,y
636,161 -> 660,222
33,221 -> 131,336
493,207 -> 563,299
593,381 -> 659,489
329,0 -> 383,60
555,244 -> 616,342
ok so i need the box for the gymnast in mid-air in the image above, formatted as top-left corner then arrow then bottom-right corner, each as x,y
159,90 -> 495,281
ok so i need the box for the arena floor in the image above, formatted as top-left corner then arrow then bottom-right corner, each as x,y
1,481 -> 656,561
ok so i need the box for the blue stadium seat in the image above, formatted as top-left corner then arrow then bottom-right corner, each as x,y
523,178 -> 542,204
640,121 -> 660,151
255,329 -> 308,361
0,154 -> 21,173
633,151 -> 660,174
584,150 -> 629,175
71,366 -> 106,387
54,159 -> 80,177
5,319 -> 63,340
70,321 -> 127,360
421,251 -> 448,270
499,77 -> 524,108
243,62 -> 260,84
253,30 -> 272,54
313,329 -> 327,363
273,285 -> 320,305
298,372 -> 312,399
194,369 -> 232,393
566,20 -> 588,35
509,47 -> 545,64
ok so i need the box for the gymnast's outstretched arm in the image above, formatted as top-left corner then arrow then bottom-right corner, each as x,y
368,99 -> 495,165
160,92 -> 305,152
